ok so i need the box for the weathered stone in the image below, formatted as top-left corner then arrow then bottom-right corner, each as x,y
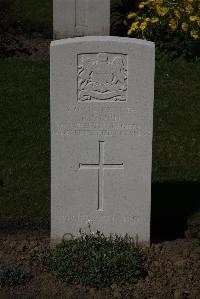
53,0 -> 110,39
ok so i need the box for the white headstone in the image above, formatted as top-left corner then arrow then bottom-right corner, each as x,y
53,0 -> 110,39
51,36 -> 155,245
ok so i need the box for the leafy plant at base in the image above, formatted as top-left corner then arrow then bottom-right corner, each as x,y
185,211 -> 200,242
44,231 -> 145,288
0,264 -> 32,287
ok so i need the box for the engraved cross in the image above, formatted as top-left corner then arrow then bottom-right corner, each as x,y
79,141 -> 124,211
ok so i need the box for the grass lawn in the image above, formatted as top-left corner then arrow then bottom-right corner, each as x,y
0,58 -> 200,222
153,59 -> 200,182
0,60 -> 50,221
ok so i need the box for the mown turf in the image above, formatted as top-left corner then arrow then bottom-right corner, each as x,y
0,58 -> 199,220
0,59 -> 50,220
153,58 -> 200,182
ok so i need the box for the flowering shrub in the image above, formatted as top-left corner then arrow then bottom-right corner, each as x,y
126,0 -> 200,59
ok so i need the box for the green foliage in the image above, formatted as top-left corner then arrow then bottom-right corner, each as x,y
155,38 -> 200,61
111,0 -> 140,36
44,232 -> 144,288
185,211 -> 200,240
188,212 -> 200,247
112,0 -> 200,60
0,264 -> 32,287
193,238 -> 200,247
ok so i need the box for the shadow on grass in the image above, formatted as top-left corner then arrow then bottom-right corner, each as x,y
151,182 -> 200,243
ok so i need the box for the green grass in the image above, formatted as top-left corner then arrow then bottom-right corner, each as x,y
0,58 -> 199,221
153,58 -> 200,182
0,59 -> 50,221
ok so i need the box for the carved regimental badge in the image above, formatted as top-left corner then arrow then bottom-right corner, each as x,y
78,53 -> 128,102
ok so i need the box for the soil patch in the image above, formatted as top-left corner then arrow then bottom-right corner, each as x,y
0,230 -> 199,298
1,33 -> 50,59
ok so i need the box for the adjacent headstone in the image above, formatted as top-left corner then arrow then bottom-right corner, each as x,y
53,0 -> 110,39
51,36 -> 155,245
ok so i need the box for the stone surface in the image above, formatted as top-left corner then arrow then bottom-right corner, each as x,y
51,36 -> 155,244
53,0 -> 110,39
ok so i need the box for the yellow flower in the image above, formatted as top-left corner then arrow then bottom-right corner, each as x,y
181,22 -> 189,31
131,21 -> 139,30
150,17 -> 159,23
128,28 -> 133,35
128,21 -> 140,35
139,3 -> 145,9
140,21 -> 147,31
190,29 -> 199,39
169,19 -> 177,31
127,12 -> 137,19
189,16 -> 198,22
145,18 -> 150,22
156,6 -> 169,17
174,9 -> 181,19
185,4 -> 193,14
